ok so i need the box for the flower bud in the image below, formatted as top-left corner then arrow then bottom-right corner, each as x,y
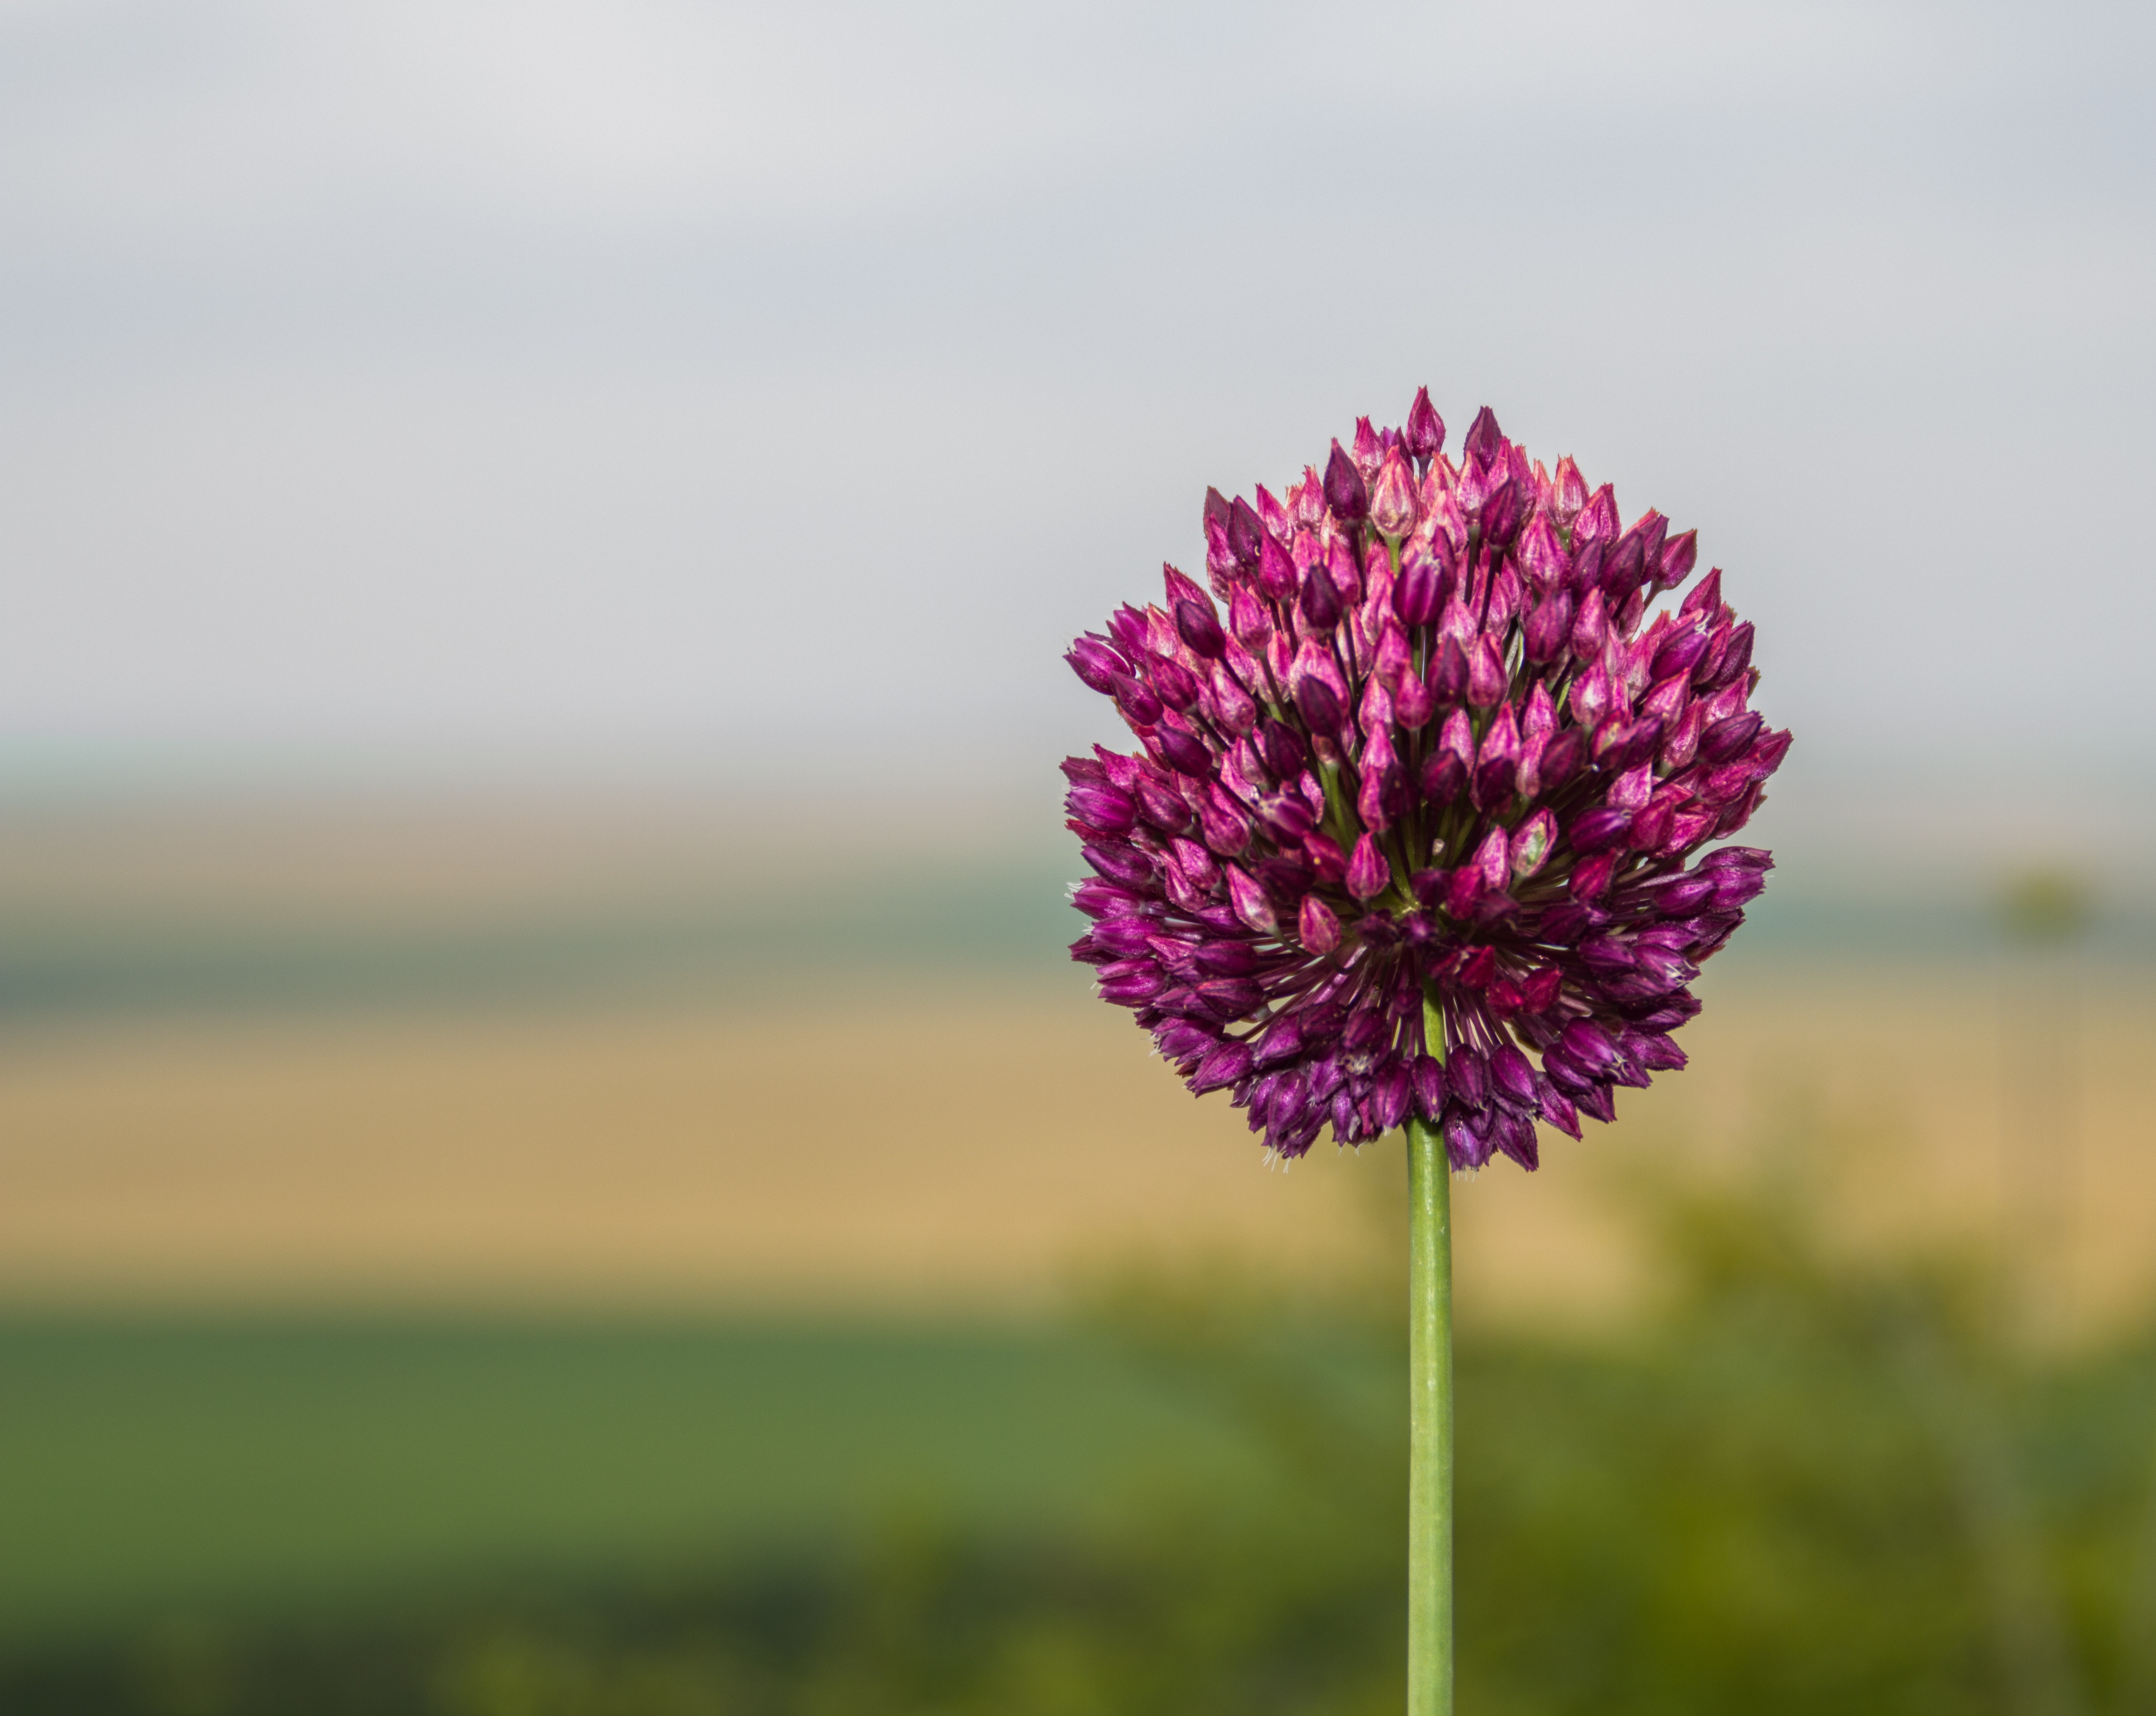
1467,636 -> 1507,707
1351,416 -> 1384,477
1523,589 -> 1573,663
1289,639 -> 1350,735
1347,834 -> 1391,901
1570,586 -> 1608,661
1298,894 -> 1342,953
1370,448 -> 1419,538
1536,727 -> 1585,791
1510,809 -> 1557,877
1657,528 -> 1698,591
1569,807 -> 1631,853
1154,725 -> 1212,776
1394,672 -> 1435,729
1226,497 -> 1264,569
1698,710 -> 1762,765
1516,514 -> 1569,590
1149,656 -> 1201,711
1298,560 -> 1343,632
1550,456 -> 1587,528
1680,566 -> 1724,619
1112,673 -> 1162,727
1463,405 -> 1505,469
1175,596 -> 1227,660
1205,662 -> 1257,734
1393,546 -> 1443,626
1064,634 -> 1127,694
1405,387 -> 1445,460
1226,865 -> 1278,934
1324,439 -> 1369,522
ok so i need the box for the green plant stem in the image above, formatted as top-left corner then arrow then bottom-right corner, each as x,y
1407,1115 -> 1454,1716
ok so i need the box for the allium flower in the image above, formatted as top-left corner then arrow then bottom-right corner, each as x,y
1062,390 -> 1789,1170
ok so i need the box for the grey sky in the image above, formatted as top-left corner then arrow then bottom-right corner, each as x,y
1,1 -> 2151,822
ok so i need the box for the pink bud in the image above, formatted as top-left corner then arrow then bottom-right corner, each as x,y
1551,456 -> 1588,527
1511,809 -> 1557,877
1394,673 -> 1435,729
1347,834 -> 1391,901
1473,827 -> 1510,892
1468,636 -> 1507,707
1352,416 -> 1384,478
1298,894 -> 1342,954
1369,447 -> 1419,538
1257,531 -> 1298,601
1405,387 -> 1445,460
1569,586 -> 1608,661
1227,866 -> 1278,934
1516,514 -> 1569,590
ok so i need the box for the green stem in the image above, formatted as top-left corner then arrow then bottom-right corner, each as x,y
1407,1116 -> 1455,1716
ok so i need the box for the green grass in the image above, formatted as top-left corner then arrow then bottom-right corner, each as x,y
0,1318 -> 1259,1645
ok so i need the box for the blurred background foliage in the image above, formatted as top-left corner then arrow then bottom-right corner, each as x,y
5,1145 -> 2154,1716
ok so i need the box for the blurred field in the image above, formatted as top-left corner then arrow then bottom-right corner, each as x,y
4,792 -> 2155,1688
2,970 -> 2153,1331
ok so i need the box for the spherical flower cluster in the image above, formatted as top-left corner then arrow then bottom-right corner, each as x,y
1063,391 -> 1789,1170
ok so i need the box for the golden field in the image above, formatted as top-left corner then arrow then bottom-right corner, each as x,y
3,965 -> 2152,1334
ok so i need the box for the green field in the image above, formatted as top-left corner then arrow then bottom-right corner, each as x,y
0,1318 -> 1275,1646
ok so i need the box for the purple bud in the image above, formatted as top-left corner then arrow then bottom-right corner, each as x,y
1373,1060 -> 1414,1131
1110,673 -> 1162,727
1516,514 -> 1569,591
1479,477 -> 1524,548
1394,548 -> 1443,625
1657,529 -> 1699,590
1064,634 -> 1129,695
1569,807 -> 1632,853
1570,587 -> 1609,661
1331,834 -> 1383,903
1463,406 -> 1505,469
1413,1055 -> 1448,1118
1558,1019 -> 1621,1075
1227,497 -> 1264,569
1369,448 -> 1419,538
1196,790 -> 1252,857
1394,672 -> 1435,729
1699,711 -> 1763,766
1467,636 -> 1507,708
1190,1041 -> 1254,1094
1492,1110 -> 1540,1171
1298,894 -> 1342,953
1536,727 -> 1584,791
1256,718 -> 1306,780
1405,388 -> 1445,460
1448,1047 -> 1489,1110
1510,809 -> 1557,877
1066,784 -> 1137,834
1650,627 -> 1711,685
1417,749 -> 1464,806
1490,1045 -> 1538,1109
1523,590 -> 1573,664
1226,866 -> 1278,935
1289,640 -> 1351,736
1291,678 -> 1340,737
1148,657 -> 1201,712
1680,567 -> 1725,619
1472,755 -> 1517,810
1256,532 -> 1298,602
1324,439 -> 1369,523
1701,621 -> 1754,691
1299,560 -> 1343,632
1083,843 -> 1155,888
1155,726 -> 1212,776
1428,638 -> 1468,705
1175,597 -> 1228,660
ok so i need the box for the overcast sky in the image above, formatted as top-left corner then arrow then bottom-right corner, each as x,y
1,1 -> 2152,840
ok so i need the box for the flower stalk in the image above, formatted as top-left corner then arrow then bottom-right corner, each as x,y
1406,1115 -> 1454,1716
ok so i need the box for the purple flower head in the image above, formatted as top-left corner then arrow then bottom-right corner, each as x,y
1063,389 -> 1788,1167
